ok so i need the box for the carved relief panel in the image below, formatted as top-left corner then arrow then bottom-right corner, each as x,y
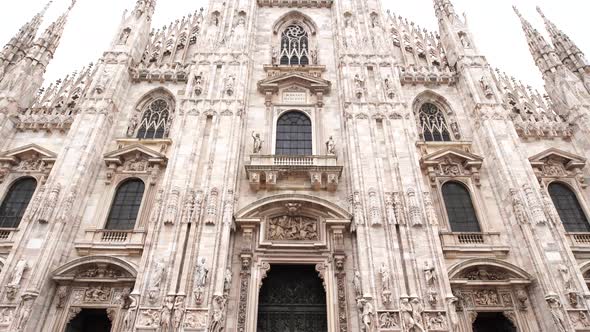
0,144 -> 57,185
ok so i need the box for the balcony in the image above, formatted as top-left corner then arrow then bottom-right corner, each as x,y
566,233 -> 590,257
439,232 -> 509,258
245,155 -> 343,192
0,228 -> 17,253
75,229 -> 147,256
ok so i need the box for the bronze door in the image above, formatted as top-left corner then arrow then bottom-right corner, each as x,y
257,265 -> 327,332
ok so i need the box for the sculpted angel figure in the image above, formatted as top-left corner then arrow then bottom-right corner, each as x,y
325,136 -> 336,155
353,271 -> 362,298
194,257 -> 209,304
252,131 -> 263,154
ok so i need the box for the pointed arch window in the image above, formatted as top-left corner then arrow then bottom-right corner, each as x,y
0,178 -> 37,229
442,181 -> 481,232
105,179 -> 145,230
280,24 -> 310,66
548,183 -> 590,232
418,103 -> 452,142
276,111 -> 312,155
136,99 -> 171,139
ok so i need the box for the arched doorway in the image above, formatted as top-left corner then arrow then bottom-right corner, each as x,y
257,265 -> 327,332
65,309 -> 112,332
473,312 -> 516,332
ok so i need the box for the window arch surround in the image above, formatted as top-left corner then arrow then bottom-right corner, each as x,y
131,89 -> 176,140
548,181 -> 590,233
271,11 -> 318,66
275,110 -> 313,156
0,177 -> 37,229
412,92 -> 460,142
104,178 -> 146,230
441,180 -> 482,233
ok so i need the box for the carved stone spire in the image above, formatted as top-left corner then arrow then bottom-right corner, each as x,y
433,0 -> 459,22
132,0 -> 157,21
537,7 -> 589,86
34,0 -> 77,58
512,6 -> 561,75
432,0 -> 476,66
513,7 -> 590,114
0,1 -> 76,111
0,1 -> 52,81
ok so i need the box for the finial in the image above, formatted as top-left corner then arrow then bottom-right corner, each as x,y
512,6 -> 523,19
42,1 -> 54,15
535,6 -> 546,18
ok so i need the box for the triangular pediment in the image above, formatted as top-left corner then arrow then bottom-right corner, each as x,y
104,144 -> 167,167
0,144 -> 57,164
258,72 -> 331,94
421,148 -> 483,169
529,148 -> 586,170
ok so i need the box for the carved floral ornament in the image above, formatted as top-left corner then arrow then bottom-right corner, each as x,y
0,144 -> 57,184
529,148 -> 586,187
420,147 -> 483,187
103,144 -> 167,185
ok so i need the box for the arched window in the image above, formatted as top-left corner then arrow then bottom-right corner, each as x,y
276,111 -> 312,155
0,178 -> 37,229
136,99 -> 171,139
105,179 -> 145,230
442,182 -> 481,232
418,103 -> 452,142
548,183 -> 590,232
280,24 -> 309,66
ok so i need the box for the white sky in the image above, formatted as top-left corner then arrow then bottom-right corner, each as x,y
1,0 -> 588,91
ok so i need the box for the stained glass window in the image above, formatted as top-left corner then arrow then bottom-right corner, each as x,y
276,111 -> 312,155
280,25 -> 310,66
442,182 -> 481,232
136,99 -> 171,139
418,103 -> 452,142
549,183 -> 590,232
0,178 -> 37,228
105,179 -> 145,230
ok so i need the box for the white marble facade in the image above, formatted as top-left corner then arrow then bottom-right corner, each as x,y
0,0 -> 590,331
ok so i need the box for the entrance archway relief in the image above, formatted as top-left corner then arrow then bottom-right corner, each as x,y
448,259 -> 538,332
234,196 -> 352,332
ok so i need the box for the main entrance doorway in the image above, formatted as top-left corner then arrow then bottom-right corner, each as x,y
65,308 -> 112,332
473,312 -> 517,332
257,265 -> 327,332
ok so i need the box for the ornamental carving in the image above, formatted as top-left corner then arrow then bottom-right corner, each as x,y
237,255 -> 251,332
425,312 -> 448,330
0,144 -> 57,184
378,311 -> 399,329
84,286 -> 111,302
529,148 -> 586,187
103,145 -> 167,186
184,310 -> 208,329
266,215 -> 319,241
473,289 -> 500,306
570,311 -> 590,328
460,267 -> 510,281
334,255 -> 349,332
420,148 -> 483,187
138,309 -> 161,328
0,307 -> 14,326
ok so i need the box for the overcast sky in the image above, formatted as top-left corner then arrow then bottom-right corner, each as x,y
1,0 -> 588,91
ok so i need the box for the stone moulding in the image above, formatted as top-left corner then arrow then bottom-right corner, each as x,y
257,0 -> 333,8
245,155 -> 342,192
0,144 -> 57,184
528,147 -> 586,187
419,146 -> 483,187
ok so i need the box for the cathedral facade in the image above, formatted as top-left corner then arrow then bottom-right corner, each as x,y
0,0 -> 590,331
